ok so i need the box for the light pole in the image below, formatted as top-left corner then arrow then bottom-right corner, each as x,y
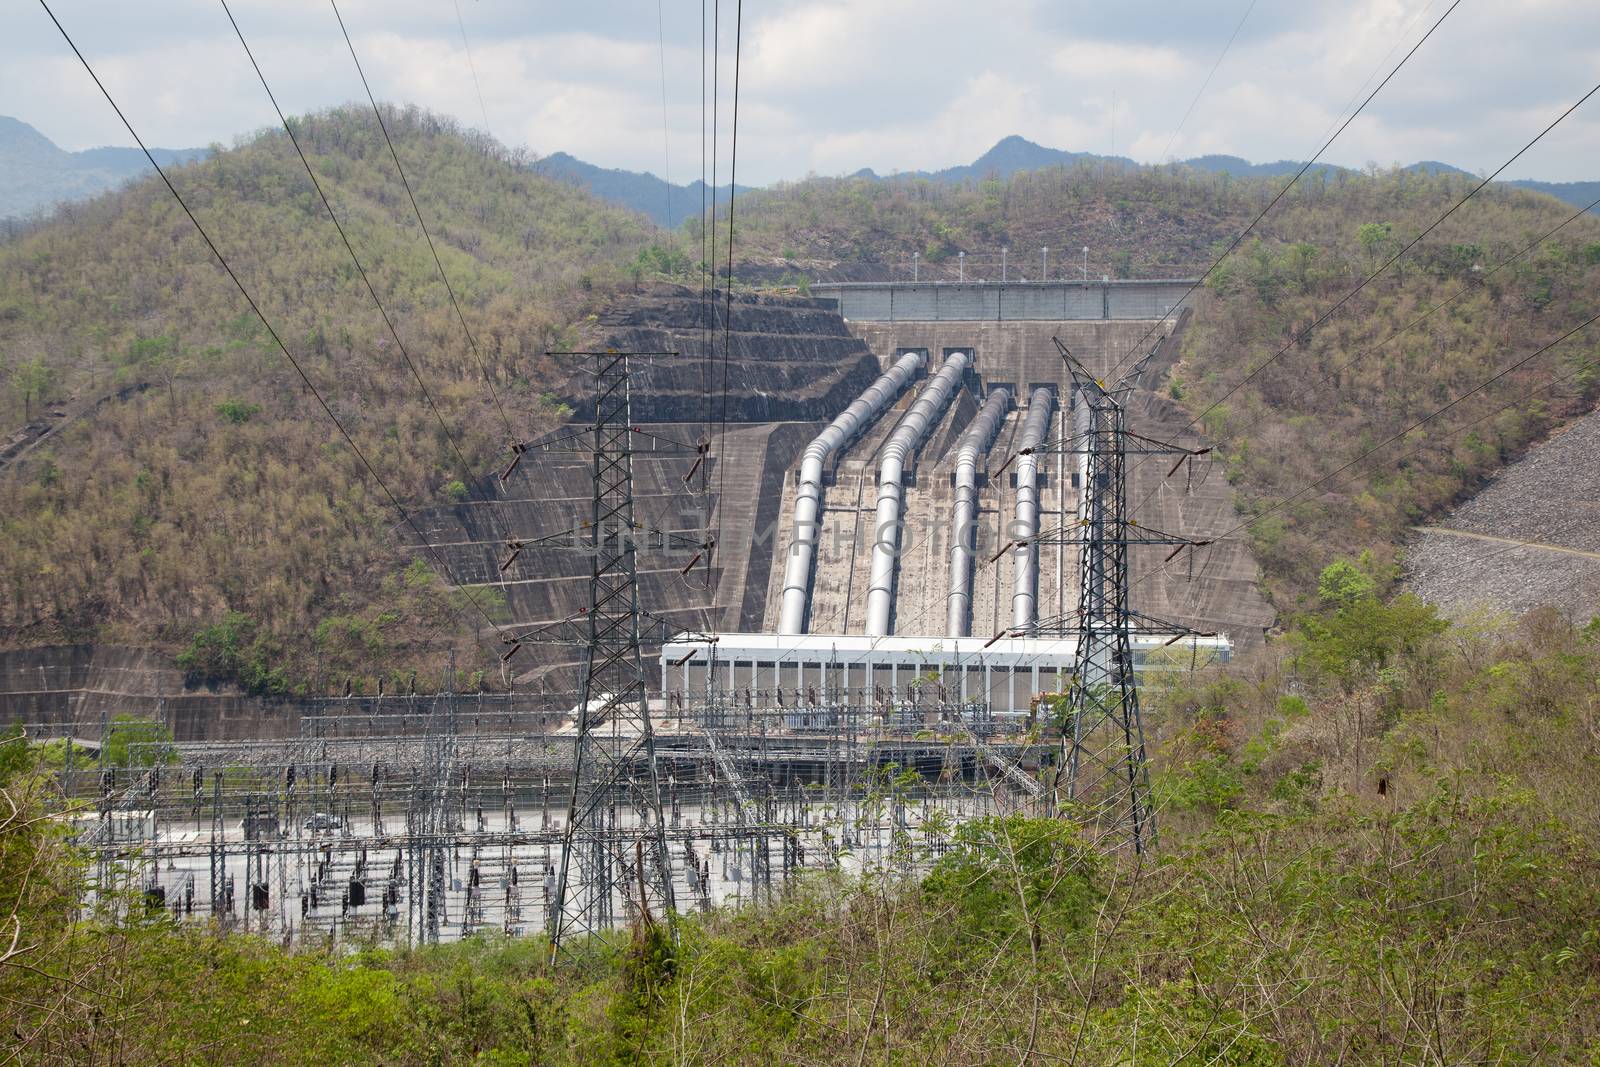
1001,246 -> 1008,282
1041,247 -> 1048,281
959,251 -> 965,282
1081,246 -> 1089,282
913,251 -> 920,282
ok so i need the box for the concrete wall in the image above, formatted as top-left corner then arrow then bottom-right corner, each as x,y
403,286 -> 890,690
0,644 -> 306,740
810,280 -> 1195,322
763,314 -> 1275,650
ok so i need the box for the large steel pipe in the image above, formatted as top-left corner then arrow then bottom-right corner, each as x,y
864,349 -> 971,636
777,351 -> 924,634
1009,388 -> 1055,632
945,387 -> 1011,636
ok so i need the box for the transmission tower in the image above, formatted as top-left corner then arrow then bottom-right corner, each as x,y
1051,339 -> 1205,853
541,350 -> 677,956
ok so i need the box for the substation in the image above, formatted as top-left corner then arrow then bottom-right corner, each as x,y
21,279 -> 1273,951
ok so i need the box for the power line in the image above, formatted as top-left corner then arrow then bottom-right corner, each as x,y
700,0 -> 710,304
1125,81 -> 1600,526
220,0 -> 482,489
1105,0 -> 1464,377
221,0 -> 521,658
1171,311 -> 1600,569
1129,191 -> 1600,521
656,0 -> 673,229
1157,0 -> 1257,164
451,0 -> 494,137
35,0 -> 507,639
703,0 -> 721,492
328,0 -> 518,444
712,0 -> 743,573
1119,312 -> 1600,632
1170,81 -> 1600,436
1307,0 -> 1444,161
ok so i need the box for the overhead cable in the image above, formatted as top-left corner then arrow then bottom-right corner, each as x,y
37,0 -> 508,638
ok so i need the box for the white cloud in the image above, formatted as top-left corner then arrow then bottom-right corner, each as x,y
3,0 -> 1596,185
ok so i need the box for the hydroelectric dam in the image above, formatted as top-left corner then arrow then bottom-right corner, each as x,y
13,278 -> 1275,948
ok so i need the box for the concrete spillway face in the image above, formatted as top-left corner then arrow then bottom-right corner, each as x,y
777,350 -> 926,635
865,349 -> 972,637
1009,387 -> 1056,633
946,387 -> 1012,637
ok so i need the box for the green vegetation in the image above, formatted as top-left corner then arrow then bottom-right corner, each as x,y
4,575 -> 1599,1062
0,106 -> 663,689
727,163 -> 1264,282
215,398 -> 261,424
1174,176 -> 1600,606
99,714 -> 177,768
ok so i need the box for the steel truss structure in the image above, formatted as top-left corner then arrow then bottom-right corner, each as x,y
1043,339 -> 1210,853
45,682 -> 1045,946
526,350 -> 679,955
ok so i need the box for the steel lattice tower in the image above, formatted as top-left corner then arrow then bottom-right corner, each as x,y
1061,362 -> 1153,851
1053,339 -> 1202,854
548,350 -> 677,955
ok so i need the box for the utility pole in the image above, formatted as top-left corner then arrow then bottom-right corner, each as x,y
1041,247 -> 1048,281
1081,246 -> 1089,282
1001,246 -> 1008,282
959,251 -> 965,282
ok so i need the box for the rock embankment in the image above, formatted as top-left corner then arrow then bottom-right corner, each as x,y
1407,405 -> 1600,620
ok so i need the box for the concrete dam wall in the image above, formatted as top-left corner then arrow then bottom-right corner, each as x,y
810,279 -> 1195,322
406,285 -> 892,689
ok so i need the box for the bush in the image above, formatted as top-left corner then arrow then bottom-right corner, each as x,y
177,611 -> 289,695
215,398 -> 261,424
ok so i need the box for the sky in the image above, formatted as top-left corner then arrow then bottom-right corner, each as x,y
4,0 -> 1598,186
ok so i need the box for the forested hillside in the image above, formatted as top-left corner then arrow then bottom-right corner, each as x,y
724,164 -> 1600,606
725,164 -> 1262,282
0,106 -> 655,690
1174,175 -> 1600,605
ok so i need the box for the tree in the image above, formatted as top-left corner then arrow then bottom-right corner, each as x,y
1317,558 -> 1376,607
11,357 -> 54,421
1357,221 -> 1391,265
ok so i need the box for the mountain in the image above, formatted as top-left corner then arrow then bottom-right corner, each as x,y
0,115 -> 208,221
539,133 -> 1598,213
531,150 -> 749,228
1508,177 -> 1600,209
9,112 -> 1593,231
920,133 -> 1118,183
922,137 -> 1599,209
0,105 -> 656,686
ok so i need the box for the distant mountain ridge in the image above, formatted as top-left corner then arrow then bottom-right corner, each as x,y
540,133 -> 1598,223
531,152 -> 749,229
5,114 -> 1594,227
0,116 -> 208,221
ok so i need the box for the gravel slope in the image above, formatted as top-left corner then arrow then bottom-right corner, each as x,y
1406,405 -> 1600,621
